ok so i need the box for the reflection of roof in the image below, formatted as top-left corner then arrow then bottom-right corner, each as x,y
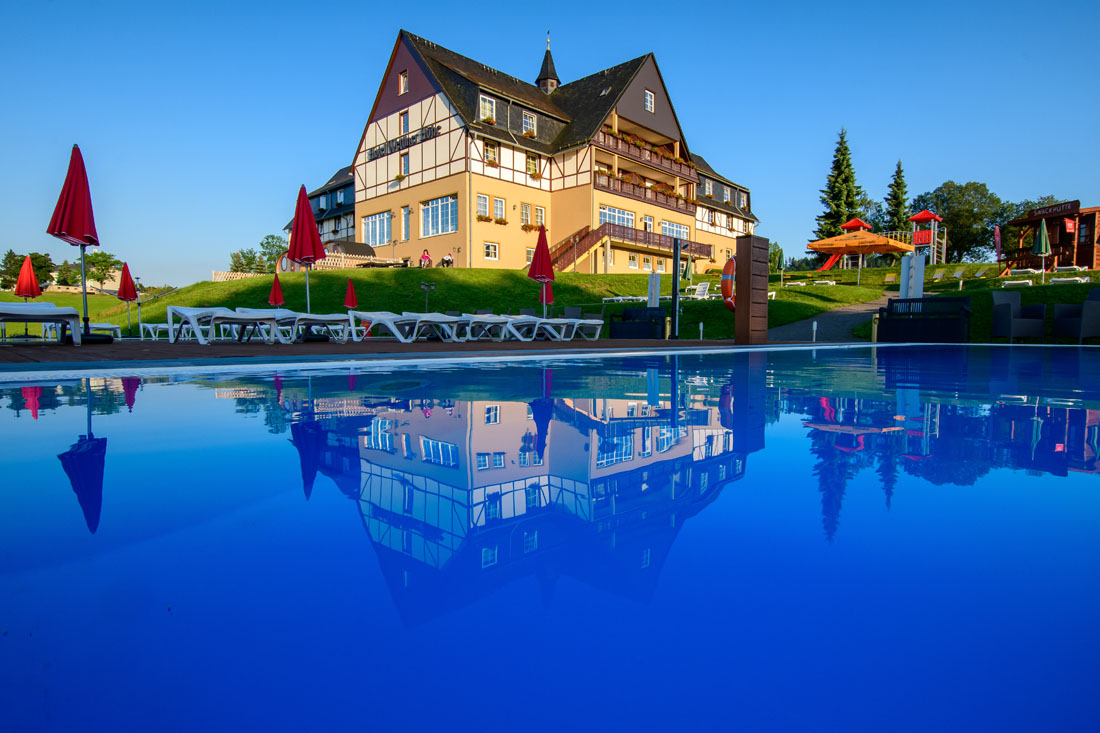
803,422 -> 903,435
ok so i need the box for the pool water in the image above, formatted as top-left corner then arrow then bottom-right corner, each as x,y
1,345 -> 1098,731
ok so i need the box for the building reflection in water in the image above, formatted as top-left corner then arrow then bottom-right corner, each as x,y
278,355 -> 769,625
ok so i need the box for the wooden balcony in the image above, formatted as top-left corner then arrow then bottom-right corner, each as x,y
593,130 -> 699,181
594,172 -> 697,217
601,223 -> 712,259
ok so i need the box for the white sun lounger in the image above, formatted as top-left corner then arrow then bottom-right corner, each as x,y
166,306 -> 287,345
235,308 -> 354,343
347,311 -> 423,343
403,312 -> 466,342
0,303 -> 82,345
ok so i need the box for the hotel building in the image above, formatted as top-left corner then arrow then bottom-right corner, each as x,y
352,31 -> 756,274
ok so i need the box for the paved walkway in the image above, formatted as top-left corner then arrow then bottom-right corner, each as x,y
767,295 -> 890,343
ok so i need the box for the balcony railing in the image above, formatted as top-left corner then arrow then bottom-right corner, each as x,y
550,222 -> 711,270
594,173 -> 697,217
593,130 -> 698,181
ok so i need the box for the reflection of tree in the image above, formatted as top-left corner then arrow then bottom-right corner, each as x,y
809,433 -> 860,542
2,384 -> 125,418
232,392 -> 289,435
874,434 -> 901,508
902,407 -> 991,487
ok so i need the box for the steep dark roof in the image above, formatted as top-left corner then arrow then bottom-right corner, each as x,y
536,48 -> 558,85
307,165 -> 353,197
403,32 -> 567,121
548,55 -> 649,151
691,154 -> 757,222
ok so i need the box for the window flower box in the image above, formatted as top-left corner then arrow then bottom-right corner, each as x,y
482,117 -> 496,125
522,130 -> 537,138
393,173 -> 406,182
485,160 -> 500,168
493,218 -> 508,225
529,171 -> 542,180
476,214 -> 493,222
520,223 -> 541,233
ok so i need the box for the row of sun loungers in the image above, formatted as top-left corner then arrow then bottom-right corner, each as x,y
159,306 -> 604,345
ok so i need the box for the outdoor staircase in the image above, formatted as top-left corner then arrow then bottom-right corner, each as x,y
549,223 -> 712,272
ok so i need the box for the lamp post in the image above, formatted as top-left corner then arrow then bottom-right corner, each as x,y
420,281 -> 435,312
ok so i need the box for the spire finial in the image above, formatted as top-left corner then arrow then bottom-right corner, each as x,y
547,30 -> 550,50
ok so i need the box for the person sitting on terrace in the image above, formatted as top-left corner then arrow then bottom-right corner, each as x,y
419,249 -> 432,268
441,251 -> 454,268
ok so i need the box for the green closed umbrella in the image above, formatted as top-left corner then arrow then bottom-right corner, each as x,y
1032,219 -> 1051,284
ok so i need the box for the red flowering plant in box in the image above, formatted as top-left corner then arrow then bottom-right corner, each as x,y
529,171 -> 542,180
485,160 -> 500,168
493,217 -> 508,225
482,117 -> 496,125
522,130 -> 537,138
521,223 -> 541,233
476,214 -> 493,222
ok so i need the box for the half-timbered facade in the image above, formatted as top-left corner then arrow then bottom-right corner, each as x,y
352,31 -> 757,274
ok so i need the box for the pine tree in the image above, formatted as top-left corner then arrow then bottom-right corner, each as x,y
813,128 -> 863,240
884,160 -> 909,232
0,249 -> 21,290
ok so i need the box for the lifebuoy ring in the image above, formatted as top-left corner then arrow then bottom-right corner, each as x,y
720,257 -> 736,312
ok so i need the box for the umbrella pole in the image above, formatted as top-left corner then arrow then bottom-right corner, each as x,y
79,244 -> 90,335
137,299 -> 143,341
85,378 -> 93,439
126,303 -> 131,337
24,296 -> 29,337
542,283 -> 547,319
305,266 -> 311,313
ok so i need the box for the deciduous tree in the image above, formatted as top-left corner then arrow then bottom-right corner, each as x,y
258,234 -> 288,273
84,250 -> 122,290
910,181 -> 1003,262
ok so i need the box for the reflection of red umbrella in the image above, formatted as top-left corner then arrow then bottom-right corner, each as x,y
528,368 -> 554,460
14,256 -> 42,337
344,278 -> 358,309
528,225 -> 555,317
22,386 -> 42,420
268,274 -> 285,307
47,145 -> 102,339
287,185 -> 326,313
116,263 -> 138,337
347,373 -> 358,391
273,375 -> 284,404
58,435 -> 107,534
122,377 -> 141,412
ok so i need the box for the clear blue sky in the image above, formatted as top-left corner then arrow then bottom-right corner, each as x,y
2,0 -> 1097,285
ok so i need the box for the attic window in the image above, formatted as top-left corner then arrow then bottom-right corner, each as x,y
600,87 -> 611,96
398,70 -> 409,95
644,89 -> 655,113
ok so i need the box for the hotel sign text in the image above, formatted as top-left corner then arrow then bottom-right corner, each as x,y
367,125 -> 442,161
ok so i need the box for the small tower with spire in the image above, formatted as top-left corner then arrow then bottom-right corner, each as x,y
536,32 -> 559,94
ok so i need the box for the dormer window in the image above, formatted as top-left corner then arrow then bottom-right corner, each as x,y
723,186 -> 730,202
704,179 -> 712,196
644,89 -> 655,113
738,191 -> 747,208
479,95 -> 496,123
522,112 -> 537,136
336,189 -> 344,205
398,70 -> 408,95
318,194 -> 327,210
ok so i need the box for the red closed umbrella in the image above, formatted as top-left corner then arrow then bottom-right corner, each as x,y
47,145 -> 103,340
14,256 -> 42,338
116,263 -> 138,337
344,278 -> 358,309
15,256 -> 41,299
287,185 -> 326,312
268,274 -> 285,307
528,225 -> 555,317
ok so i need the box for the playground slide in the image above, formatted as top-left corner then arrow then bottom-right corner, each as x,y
816,253 -> 843,271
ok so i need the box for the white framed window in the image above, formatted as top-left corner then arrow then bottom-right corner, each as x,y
362,211 -> 391,247
708,209 -> 716,225
661,221 -> 689,240
526,247 -> 534,264
403,485 -> 415,514
535,206 -> 545,226
725,248 -> 733,260
596,435 -> 634,468
641,548 -> 651,568
644,89 -> 655,113
723,186 -> 730,202
477,194 -> 489,218
738,191 -> 747,208
401,206 -> 410,241
526,152 -> 540,176
640,426 -> 653,457
421,195 -> 458,237
493,197 -> 505,219
492,452 -> 505,468
643,215 -> 653,232
476,453 -> 489,470
481,546 -> 498,568
520,203 -> 531,226
420,437 -> 459,467
704,179 -> 712,196
628,253 -> 639,269
484,141 -> 498,164
399,110 -> 410,135
319,194 -> 327,210
522,112 -> 537,135
484,405 -> 500,424
523,531 -> 538,554
643,256 -> 652,271
479,95 -> 496,122
336,189 -> 344,205
525,484 -> 540,509
400,153 -> 410,176
599,204 -> 634,229
366,417 -> 393,452
484,242 -> 499,260
398,70 -> 408,94
486,495 -> 501,519
656,258 -> 665,273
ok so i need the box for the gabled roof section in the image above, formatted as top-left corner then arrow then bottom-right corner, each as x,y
403,31 -> 568,122
548,55 -> 649,150
308,165 -> 353,198
692,153 -> 757,222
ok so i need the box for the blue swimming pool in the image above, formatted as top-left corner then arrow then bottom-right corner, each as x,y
1,345 -> 1098,731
